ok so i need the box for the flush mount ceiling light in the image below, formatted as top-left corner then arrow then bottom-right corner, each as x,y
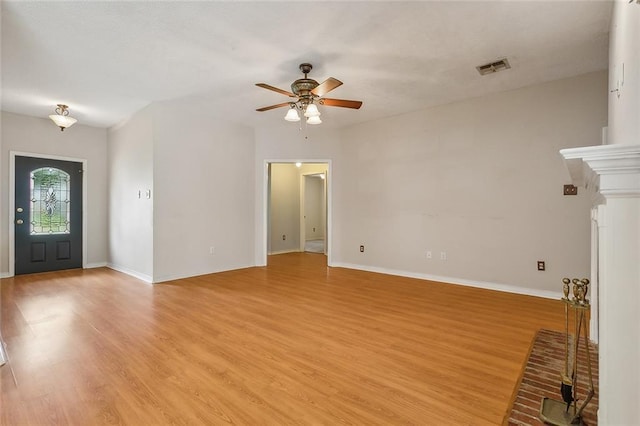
49,104 -> 77,131
255,63 -> 363,126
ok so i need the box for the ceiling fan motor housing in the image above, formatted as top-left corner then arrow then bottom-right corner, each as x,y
291,63 -> 319,102
291,79 -> 319,97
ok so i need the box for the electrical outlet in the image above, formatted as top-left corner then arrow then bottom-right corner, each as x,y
209,246 -> 215,255
537,261 -> 546,271
360,245 -> 365,253
282,235 -> 286,240
426,251 -> 432,259
563,185 -> 578,196
440,251 -> 447,261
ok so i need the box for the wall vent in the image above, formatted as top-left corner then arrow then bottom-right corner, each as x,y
476,58 -> 511,76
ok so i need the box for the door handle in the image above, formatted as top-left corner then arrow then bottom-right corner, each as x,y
16,219 -> 24,225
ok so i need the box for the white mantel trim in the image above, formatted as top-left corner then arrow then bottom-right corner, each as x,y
561,143 -> 640,424
560,144 -> 640,198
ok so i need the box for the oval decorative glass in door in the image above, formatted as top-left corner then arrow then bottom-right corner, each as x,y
30,167 -> 71,234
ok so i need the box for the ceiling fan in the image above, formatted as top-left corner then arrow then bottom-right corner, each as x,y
256,63 -> 363,124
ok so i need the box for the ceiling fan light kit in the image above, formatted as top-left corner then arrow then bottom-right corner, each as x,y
256,63 -> 363,126
306,115 -> 322,125
304,103 -> 320,118
284,106 -> 301,122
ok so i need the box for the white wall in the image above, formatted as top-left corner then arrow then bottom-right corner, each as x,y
304,175 -> 324,241
152,101 -> 255,282
337,71 -> 607,296
269,163 -> 301,254
301,165 -> 328,247
107,106 -> 154,281
1,112 -> 108,275
608,0 -> 640,145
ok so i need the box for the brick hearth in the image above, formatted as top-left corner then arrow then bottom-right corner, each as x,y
504,329 -> 599,425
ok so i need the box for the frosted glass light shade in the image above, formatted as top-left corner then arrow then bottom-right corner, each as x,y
284,108 -> 300,122
49,114 -> 77,131
306,115 -> 322,125
304,103 -> 320,118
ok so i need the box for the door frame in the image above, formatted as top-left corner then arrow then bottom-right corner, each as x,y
8,151 -> 88,277
261,159 -> 332,266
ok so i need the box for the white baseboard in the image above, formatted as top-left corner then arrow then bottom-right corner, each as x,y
331,262 -> 561,300
2,263 -> 108,278
268,249 -> 300,255
153,263 -> 254,284
4,260 -> 560,299
107,263 -> 153,284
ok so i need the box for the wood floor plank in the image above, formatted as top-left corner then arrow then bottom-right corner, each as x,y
1,253 -> 566,425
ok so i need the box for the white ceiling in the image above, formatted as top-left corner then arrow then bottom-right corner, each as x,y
1,1 -> 612,130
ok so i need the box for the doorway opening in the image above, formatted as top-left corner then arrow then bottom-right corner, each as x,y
265,161 -> 330,264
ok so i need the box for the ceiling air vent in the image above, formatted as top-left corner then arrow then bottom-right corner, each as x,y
476,58 -> 511,76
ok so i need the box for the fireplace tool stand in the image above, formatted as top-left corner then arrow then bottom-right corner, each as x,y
540,278 -> 594,425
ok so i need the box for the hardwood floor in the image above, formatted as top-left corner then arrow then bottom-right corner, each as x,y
1,253 -> 566,425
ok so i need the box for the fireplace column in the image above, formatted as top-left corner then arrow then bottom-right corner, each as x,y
560,143 -> 640,424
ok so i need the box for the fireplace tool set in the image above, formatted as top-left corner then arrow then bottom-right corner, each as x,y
540,278 -> 594,425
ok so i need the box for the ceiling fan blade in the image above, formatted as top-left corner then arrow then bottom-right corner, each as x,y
320,98 -> 363,109
256,83 -> 295,97
256,102 -> 291,112
311,77 -> 343,97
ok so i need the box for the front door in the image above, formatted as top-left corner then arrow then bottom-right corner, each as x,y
14,156 -> 83,275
